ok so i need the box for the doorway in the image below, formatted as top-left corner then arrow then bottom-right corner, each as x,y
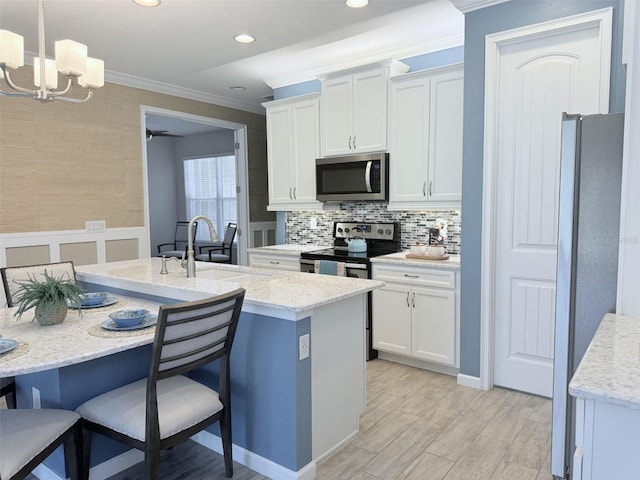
141,106 -> 249,265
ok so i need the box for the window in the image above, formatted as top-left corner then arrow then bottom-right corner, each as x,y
184,155 -> 236,242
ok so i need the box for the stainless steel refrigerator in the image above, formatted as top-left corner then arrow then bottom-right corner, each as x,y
551,112 -> 624,479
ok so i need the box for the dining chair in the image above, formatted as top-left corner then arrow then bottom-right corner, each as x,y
195,223 -> 237,264
0,261 -> 77,411
0,409 -> 83,480
157,221 -> 197,258
1,261 -> 77,308
75,288 -> 246,479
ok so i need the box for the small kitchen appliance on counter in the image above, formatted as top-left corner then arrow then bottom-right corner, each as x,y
300,221 -> 401,360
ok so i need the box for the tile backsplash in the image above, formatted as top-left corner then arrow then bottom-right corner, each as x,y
285,202 -> 461,254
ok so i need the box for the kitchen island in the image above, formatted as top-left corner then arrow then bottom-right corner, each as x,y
0,258 -> 383,480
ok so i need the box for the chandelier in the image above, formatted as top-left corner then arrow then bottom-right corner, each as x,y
0,0 -> 104,103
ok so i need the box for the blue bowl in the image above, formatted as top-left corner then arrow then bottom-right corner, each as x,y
81,292 -> 108,306
108,309 -> 148,328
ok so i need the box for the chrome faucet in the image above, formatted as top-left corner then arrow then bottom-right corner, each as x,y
186,215 -> 219,278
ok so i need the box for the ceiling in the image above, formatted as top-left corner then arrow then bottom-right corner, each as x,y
0,0 -> 464,118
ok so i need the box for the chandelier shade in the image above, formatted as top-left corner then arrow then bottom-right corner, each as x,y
0,0 -> 104,103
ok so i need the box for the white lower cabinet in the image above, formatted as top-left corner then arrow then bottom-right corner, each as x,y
372,264 -> 458,367
248,252 -> 300,272
572,397 -> 640,480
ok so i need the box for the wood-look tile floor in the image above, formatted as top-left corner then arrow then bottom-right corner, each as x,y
19,359 -> 553,480
315,359 -> 553,480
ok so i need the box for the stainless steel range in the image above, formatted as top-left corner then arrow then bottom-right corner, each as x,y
300,221 -> 401,360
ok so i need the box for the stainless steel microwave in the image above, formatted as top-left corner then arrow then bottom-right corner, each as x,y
316,153 -> 389,202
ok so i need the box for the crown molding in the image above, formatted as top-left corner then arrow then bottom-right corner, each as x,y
105,71 -> 266,116
450,0 -> 510,14
263,33 -> 464,89
20,50 -> 266,115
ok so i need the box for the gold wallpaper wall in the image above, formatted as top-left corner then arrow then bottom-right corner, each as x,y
0,68 -> 271,234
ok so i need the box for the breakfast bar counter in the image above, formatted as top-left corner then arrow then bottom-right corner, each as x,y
0,294 -> 161,377
0,258 -> 383,480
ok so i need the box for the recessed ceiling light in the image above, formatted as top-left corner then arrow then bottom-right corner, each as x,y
346,0 -> 368,7
234,34 -> 255,44
133,0 -> 161,6
230,86 -> 246,91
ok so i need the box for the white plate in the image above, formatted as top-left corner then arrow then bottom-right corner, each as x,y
100,314 -> 158,331
69,295 -> 118,310
0,338 -> 18,355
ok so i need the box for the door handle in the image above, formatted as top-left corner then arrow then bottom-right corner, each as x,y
269,261 -> 280,265
406,291 -> 410,307
348,135 -> 352,149
412,292 -> 416,308
404,274 -> 419,279
423,181 -> 426,197
289,187 -> 292,200
353,135 -> 356,149
293,187 -> 296,199
429,181 -> 433,197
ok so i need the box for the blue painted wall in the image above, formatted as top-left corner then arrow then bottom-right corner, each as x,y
460,0 -> 626,377
273,79 -> 321,100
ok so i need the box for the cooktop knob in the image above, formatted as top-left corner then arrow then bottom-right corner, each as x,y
377,228 -> 383,234
385,229 -> 392,235
337,227 -> 343,233
344,227 -> 350,233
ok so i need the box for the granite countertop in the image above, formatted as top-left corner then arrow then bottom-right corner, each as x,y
76,258 -> 383,316
569,313 -> 640,410
371,251 -> 461,270
0,294 -> 161,377
246,244 -> 329,255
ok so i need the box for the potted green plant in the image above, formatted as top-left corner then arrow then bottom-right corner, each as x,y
13,270 -> 85,325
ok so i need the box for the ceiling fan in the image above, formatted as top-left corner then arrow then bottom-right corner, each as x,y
146,128 -> 183,141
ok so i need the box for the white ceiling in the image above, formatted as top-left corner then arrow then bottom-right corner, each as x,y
0,0 -> 464,116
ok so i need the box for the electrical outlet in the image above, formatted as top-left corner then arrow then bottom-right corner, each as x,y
85,220 -> 106,232
32,387 -> 41,409
299,334 -> 310,360
310,217 -> 317,230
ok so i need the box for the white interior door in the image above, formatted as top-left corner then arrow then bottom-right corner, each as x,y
491,16 -> 611,397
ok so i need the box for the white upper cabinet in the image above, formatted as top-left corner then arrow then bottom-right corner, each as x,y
388,64 -> 464,210
321,61 -> 409,157
264,94 -> 323,211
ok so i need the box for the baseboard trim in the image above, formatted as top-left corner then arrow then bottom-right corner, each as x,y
377,351 -> 459,377
457,373 -> 483,389
33,433 -> 313,480
191,430 -> 317,480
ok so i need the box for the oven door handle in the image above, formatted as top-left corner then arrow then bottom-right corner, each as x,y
299,258 -> 368,270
